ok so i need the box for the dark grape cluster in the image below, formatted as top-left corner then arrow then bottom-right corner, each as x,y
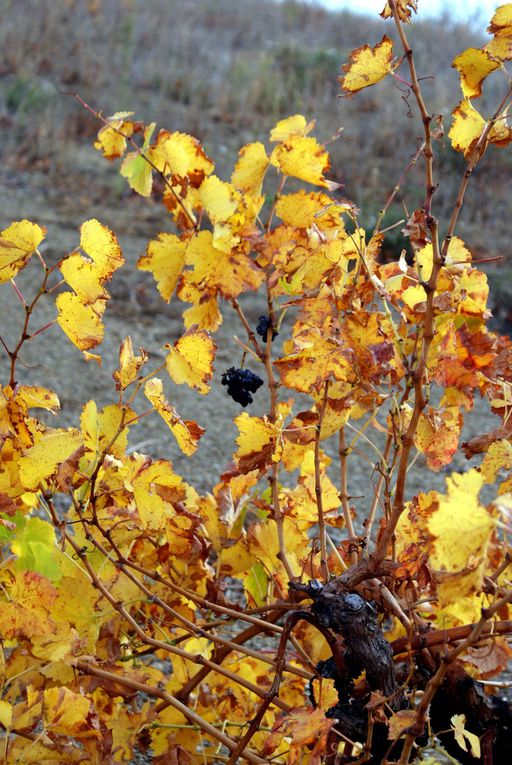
221,367 -> 264,406
256,315 -> 278,341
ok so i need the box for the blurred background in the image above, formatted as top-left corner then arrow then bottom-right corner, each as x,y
0,0 -> 509,266
0,0 -> 509,488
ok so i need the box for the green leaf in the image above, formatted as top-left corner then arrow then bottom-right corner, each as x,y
11,517 -> 61,581
244,562 -> 268,607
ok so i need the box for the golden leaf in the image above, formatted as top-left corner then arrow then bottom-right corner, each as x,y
0,220 -> 46,283
182,230 -> 264,300
199,175 -> 241,226
81,400 -> 134,459
275,326 -> 354,393
339,35 -> 394,94
388,709 -> 418,740
269,114 -> 315,142
56,292 -> 106,351
165,330 -> 216,394
429,471 -> 494,624
144,378 -> 204,455
231,141 -> 269,195
79,219 -> 124,282
58,219 -> 122,353
2,570 -> 58,640
138,232 -> 187,302
18,429 -> 83,491
481,439 -> 512,483
113,336 -> 149,390
16,386 -> 60,415
270,134 -> 334,188
133,459 -> 186,530
233,412 -> 283,475
0,700 -> 12,729
451,714 -> 481,759
310,677 -> 339,713
43,687 -> 93,737
263,707 -> 333,761
275,189 -> 348,232
486,3 -> 512,60
449,99 -> 487,158
94,111 -> 134,159
149,129 -> 214,185
415,406 -> 461,471
452,48 -> 500,98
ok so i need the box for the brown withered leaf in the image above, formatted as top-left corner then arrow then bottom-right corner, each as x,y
402,209 -> 430,251
462,636 -> 512,680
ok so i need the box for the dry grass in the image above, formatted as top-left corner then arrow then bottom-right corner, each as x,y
0,0 -> 510,262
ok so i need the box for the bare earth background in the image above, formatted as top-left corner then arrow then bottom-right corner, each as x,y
0,0 -> 509,503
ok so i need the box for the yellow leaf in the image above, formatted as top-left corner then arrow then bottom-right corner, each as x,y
144,378 -> 204,456
81,400 -> 133,459
80,218 -> 123,278
234,413 -> 283,475
199,175 -> 239,223
61,218 -> 124,302
310,677 -> 339,713
56,292 -> 106,351
2,570 -> 58,640
270,134 -> 333,188
94,111 -> 134,159
148,129 -> 214,184
18,429 -> 83,490
137,232 -> 186,302
275,327 -> 354,393
248,518 -> 302,586
181,289 -> 223,332
182,230 -> 264,300
275,189 -> 348,232
133,459 -> 186,530
231,141 -> 269,195
402,284 -> 427,312
16,386 -> 60,414
451,713 -> 481,759
43,687 -> 92,737
481,440 -> 512,482
429,471 -> 494,623
165,330 -> 216,394
452,48 -> 500,98
0,700 -> 12,729
113,336 -> 149,390
0,220 -> 46,283
449,99 -> 487,158
269,114 -> 315,142
120,121 -> 156,196
486,3 -> 512,60
339,35 -> 394,94
51,574 -> 100,653
485,35 -> 512,60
